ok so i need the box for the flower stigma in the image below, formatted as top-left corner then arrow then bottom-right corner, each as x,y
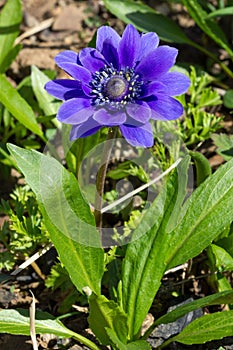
90,64 -> 143,109
105,76 -> 127,99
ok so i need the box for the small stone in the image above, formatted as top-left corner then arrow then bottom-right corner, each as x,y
53,4 -> 86,32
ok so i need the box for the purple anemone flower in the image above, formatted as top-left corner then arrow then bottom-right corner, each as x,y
45,24 -> 190,147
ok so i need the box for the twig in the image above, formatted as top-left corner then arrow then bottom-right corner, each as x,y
15,18 -> 54,45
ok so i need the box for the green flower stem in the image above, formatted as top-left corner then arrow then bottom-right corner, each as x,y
94,127 -> 117,229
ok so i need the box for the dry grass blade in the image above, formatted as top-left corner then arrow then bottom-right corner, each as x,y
15,18 -> 54,45
29,291 -> 39,350
101,157 -> 182,214
10,243 -> 53,276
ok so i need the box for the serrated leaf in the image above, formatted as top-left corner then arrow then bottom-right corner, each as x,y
153,290 -> 233,327
172,311 -> 233,345
107,161 -> 148,183
31,65 -> 61,116
197,87 -> 221,108
7,143 -> 104,295
166,157 -> 233,269
0,74 -> 44,138
0,309 -> 101,350
103,0 -> 192,44
211,244 -> 233,270
0,0 -> 22,71
122,157 -> 190,338
122,157 -> 233,339
88,294 -> 128,345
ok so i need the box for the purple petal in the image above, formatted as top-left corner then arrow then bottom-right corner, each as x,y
96,26 -> 121,69
93,108 -> 126,126
120,122 -> 154,147
45,79 -> 89,100
126,101 -> 151,123
146,94 -> 184,121
158,72 -> 190,96
136,32 -> 159,61
55,50 -> 80,67
82,83 -> 92,96
70,119 -> 102,139
119,24 -> 141,68
55,62 -> 92,83
141,81 -> 167,98
79,48 -> 106,73
57,98 -> 93,124
136,46 -> 178,80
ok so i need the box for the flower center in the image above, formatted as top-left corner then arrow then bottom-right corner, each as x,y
90,64 -> 143,109
105,76 -> 127,99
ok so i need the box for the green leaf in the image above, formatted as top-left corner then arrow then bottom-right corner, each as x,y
88,294 -> 128,345
0,308 -> 78,337
106,328 -> 151,350
212,133 -> 233,161
154,290 -> 233,327
0,43 -> 22,74
211,244 -> 233,270
122,157 -> 233,339
197,87 -> 221,108
7,144 -> 105,295
172,311 -> 233,345
223,89 -> 233,109
206,6 -> 233,18
31,65 -> 61,117
107,160 -> 148,183
182,0 -> 233,59
216,227 -> 233,257
189,151 -> 212,186
166,157 -> 233,269
71,129 -> 101,172
0,0 -> 22,72
217,275 -> 233,294
0,309 -> 101,350
126,341 -> 151,349
103,0 -> 192,44
122,157 -> 190,339
0,74 -> 44,138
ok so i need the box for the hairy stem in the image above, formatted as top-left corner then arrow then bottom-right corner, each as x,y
94,127 -> 117,229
